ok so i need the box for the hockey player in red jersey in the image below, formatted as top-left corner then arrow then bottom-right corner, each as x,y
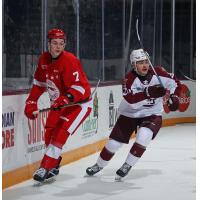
24,28 -> 92,182
86,48 -> 180,180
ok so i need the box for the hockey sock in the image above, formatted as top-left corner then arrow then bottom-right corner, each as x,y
95,147 -> 114,168
40,144 -> 62,170
100,147 -> 114,161
44,127 -> 54,146
125,142 -> 146,166
40,154 -> 59,170
96,139 -> 123,168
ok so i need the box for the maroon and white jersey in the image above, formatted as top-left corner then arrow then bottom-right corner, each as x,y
119,66 -> 181,118
33,51 -> 91,104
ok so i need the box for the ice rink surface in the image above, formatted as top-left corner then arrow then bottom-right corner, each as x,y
3,123 -> 196,200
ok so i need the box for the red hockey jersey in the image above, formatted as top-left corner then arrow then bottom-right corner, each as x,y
32,51 -> 91,104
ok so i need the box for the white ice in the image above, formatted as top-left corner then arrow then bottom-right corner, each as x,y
3,123 -> 196,200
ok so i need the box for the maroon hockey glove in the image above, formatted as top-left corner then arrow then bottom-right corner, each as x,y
24,101 -> 38,119
144,85 -> 166,98
167,94 -> 179,111
51,96 -> 70,109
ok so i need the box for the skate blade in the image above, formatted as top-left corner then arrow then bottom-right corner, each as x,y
33,177 -> 56,187
84,173 -> 96,177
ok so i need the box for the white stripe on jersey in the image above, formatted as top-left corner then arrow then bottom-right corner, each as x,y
33,79 -> 47,87
71,85 -> 85,94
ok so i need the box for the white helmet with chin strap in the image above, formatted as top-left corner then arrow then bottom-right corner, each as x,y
130,48 -> 148,64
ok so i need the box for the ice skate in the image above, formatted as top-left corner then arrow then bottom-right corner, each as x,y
33,168 -> 48,183
115,162 -> 132,181
86,163 -> 103,176
45,156 -> 62,180
45,168 -> 59,180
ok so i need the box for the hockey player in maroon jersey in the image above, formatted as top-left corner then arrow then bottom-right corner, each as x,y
86,49 -> 180,181
24,28 -> 92,182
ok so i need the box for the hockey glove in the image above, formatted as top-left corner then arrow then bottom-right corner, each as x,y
167,94 -> 179,111
144,85 -> 166,98
51,96 -> 70,110
24,101 -> 38,119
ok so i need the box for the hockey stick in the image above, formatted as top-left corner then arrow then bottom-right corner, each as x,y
136,18 -> 164,87
33,79 -> 100,115
178,69 -> 196,82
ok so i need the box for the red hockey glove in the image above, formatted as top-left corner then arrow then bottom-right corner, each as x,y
51,96 -> 70,109
167,94 -> 179,111
144,85 -> 166,98
24,101 -> 38,119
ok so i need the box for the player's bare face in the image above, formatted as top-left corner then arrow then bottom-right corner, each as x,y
49,38 -> 65,58
135,59 -> 149,76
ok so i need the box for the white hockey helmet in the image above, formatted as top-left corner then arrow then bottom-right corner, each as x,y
130,49 -> 148,64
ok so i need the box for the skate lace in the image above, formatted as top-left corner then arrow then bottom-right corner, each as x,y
49,168 -> 58,176
91,164 -> 101,171
120,163 -> 131,173
35,168 -> 47,177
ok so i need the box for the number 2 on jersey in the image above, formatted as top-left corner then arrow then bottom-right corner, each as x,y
73,71 -> 79,81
